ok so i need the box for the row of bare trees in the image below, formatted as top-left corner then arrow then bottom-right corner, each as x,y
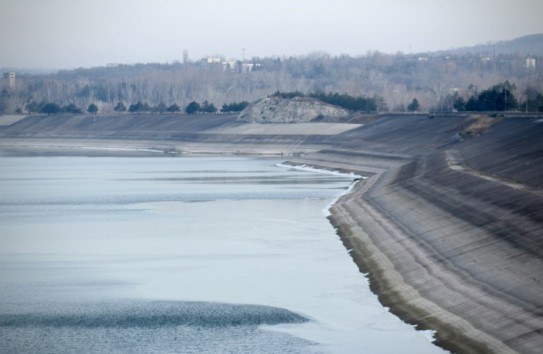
2,52 -> 542,114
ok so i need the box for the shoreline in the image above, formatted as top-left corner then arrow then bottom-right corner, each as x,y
0,138 -> 319,158
325,170 -> 495,354
284,156 -> 481,352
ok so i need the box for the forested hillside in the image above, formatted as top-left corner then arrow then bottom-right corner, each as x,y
1,46 -> 542,114
444,34 -> 543,56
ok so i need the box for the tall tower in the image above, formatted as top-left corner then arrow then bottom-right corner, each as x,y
3,72 -> 15,90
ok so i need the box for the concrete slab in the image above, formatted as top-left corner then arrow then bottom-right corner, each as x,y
0,115 -> 27,126
206,122 -> 362,135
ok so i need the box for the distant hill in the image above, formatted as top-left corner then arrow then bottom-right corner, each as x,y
437,34 -> 543,56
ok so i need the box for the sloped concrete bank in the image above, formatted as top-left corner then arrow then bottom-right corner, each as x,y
0,114 -> 350,156
288,134 -> 543,352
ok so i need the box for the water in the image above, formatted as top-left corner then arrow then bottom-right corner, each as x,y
0,156 -> 445,353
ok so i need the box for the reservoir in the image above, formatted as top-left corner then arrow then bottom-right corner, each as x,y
0,156 -> 445,353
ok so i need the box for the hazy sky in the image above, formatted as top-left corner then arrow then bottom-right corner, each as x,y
1,0 -> 542,69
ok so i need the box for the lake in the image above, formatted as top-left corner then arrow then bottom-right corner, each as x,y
0,156 -> 445,353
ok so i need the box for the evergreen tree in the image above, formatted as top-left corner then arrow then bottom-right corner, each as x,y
221,101 -> 249,112
525,92 -> 543,112
407,98 -> 420,112
40,103 -> 61,115
114,102 -> 127,112
465,96 -> 479,111
185,101 -> 201,114
464,82 -> 518,111
201,100 -> 217,113
87,103 -> 98,114
453,96 -> 466,111
166,104 -> 181,112
128,101 -> 150,113
62,103 -> 82,114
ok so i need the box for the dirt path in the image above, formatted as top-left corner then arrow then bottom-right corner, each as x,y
445,150 -> 539,193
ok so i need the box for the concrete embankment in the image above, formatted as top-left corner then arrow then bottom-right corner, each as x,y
1,113 -> 542,353
0,114 -> 357,155
289,114 -> 543,354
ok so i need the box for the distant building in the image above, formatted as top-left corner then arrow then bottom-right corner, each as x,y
3,72 -> 15,90
206,56 -> 224,64
526,58 -> 536,70
222,60 -> 237,72
201,56 -> 261,74
240,62 -> 255,73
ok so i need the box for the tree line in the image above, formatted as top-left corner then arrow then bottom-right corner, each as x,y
448,81 -> 543,112
25,102 -> 99,115
18,83 -> 543,117
23,99 -> 251,115
2,51 -> 541,115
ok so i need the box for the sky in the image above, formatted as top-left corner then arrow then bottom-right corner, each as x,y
1,0 -> 542,69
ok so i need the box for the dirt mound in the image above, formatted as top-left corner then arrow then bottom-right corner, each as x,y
237,96 -> 350,123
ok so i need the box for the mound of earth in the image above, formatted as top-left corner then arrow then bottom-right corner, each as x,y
237,96 -> 350,123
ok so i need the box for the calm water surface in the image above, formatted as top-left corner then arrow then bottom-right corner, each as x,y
0,156 -> 445,353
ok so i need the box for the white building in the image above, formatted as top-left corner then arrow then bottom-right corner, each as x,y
3,72 -> 15,90
206,56 -> 224,64
526,58 -> 536,70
